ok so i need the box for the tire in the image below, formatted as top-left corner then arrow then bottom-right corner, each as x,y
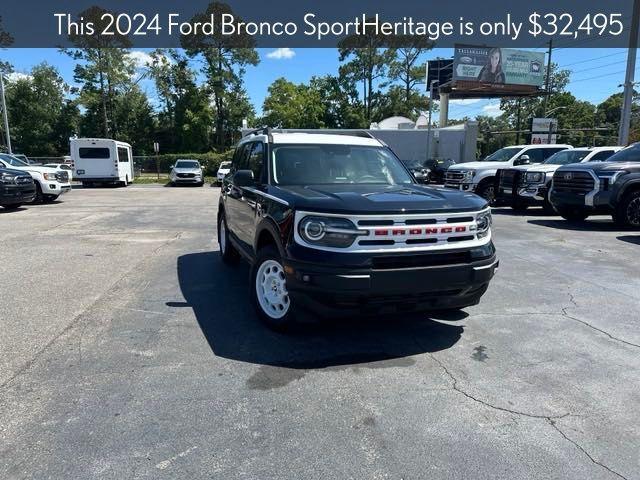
3,204 -> 21,210
32,183 -> 43,204
251,245 -> 295,331
614,190 -> 640,229
557,207 -> 588,222
476,180 -> 496,205
43,195 -> 59,203
217,212 -> 239,264
512,202 -> 529,212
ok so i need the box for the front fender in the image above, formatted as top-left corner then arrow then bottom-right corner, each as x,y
613,175 -> 640,203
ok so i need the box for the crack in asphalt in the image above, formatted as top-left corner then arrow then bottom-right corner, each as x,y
548,419 -> 629,480
428,352 -> 629,480
426,352 -> 570,420
562,290 -> 640,349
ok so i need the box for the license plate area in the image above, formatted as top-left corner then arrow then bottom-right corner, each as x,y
77,169 -> 85,174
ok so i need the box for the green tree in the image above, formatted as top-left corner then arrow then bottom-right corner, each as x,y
308,75 -> 366,128
261,78 -> 325,128
61,6 -> 133,137
338,27 -> 396,122
5,63 -> 75,155
183,2 -> 259,149
385,40 -> 432,119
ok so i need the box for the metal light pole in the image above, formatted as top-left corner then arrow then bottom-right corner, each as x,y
0,72 -> 11,154
426,80 -> 438,160
618,0 -> 640,146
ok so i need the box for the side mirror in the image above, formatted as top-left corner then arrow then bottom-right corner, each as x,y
169,164 -> 174,169
515,155 -> 530,165
233,169 -> 255,187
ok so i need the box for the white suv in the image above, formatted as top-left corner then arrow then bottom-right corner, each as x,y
0,154 -> 72,203
444,144 -> 572,202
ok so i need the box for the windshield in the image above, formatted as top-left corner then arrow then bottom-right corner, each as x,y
219,162 -> 232,169
271,145 -> 413,186
0,154 -> 28,167
480,147 -> 522,162
175,161 -> 200,169
606,143 -> 640,163
544,150 -> 589,165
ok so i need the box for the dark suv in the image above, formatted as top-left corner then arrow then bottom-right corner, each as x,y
0,166 -> 36,210
218,129 -> 498,329
550,142 -> 640,227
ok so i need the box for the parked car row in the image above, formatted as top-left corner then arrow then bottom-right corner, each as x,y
0,153 -> 72,210
442,143 -> 640,229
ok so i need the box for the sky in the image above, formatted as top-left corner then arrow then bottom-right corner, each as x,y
1,47 -> 638,121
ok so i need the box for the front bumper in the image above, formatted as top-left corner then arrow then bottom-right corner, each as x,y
444,182 -> 477,192
41,181 -> 72,195
172,176 -> 203,184
283,243 -> 498,317
550,189 -> 613,212
496,184 -> 547,206
1,183 -> 36,205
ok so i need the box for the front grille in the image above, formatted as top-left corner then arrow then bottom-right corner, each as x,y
498,169 -> 522,189
15,176 -> 33,185
55,171 -> 69,183
177,173 -> 195,178
372,251 -> 472,269
553,171 -> 595,194
444,171 -> 465,185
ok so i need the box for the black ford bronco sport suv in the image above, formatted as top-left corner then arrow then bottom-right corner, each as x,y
550,142 -> 640,227
218,129 -> 498,329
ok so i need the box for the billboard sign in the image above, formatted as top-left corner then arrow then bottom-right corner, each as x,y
531,133 -> 557,144
531,117 -> 558,132
453,45 -> 545,87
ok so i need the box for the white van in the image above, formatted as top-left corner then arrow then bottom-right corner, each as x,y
71,138 -> 134,187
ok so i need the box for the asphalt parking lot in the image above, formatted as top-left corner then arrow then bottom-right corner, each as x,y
1,185 -> 639,480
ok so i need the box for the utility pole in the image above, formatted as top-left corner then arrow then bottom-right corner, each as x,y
426,80 -> 438,160
542,39 -> 553,116
618,0 -> 640,146
515,99 -> 522,144
0,72 -> 11,154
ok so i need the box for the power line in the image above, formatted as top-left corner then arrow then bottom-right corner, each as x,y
560,50 -> 627,68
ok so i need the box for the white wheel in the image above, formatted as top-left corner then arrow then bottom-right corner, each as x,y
255,259 -> 290,319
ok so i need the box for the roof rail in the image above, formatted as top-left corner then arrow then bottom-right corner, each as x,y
270,129 -> 378,140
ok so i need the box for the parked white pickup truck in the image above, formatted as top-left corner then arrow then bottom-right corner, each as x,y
0,154 -> 72,203
444,144 -> 572,203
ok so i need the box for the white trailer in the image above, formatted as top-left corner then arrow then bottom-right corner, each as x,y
71,138 -> 134,187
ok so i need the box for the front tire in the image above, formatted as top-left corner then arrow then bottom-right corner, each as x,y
32,183 -> 43,204
3,204 -> 21,210
476,180 -> 496,205
614,190 -> 640,228
557,207 -> 588,222
218,212 -> 239,264
251,245 -> 295,331
43,194 -> 59,203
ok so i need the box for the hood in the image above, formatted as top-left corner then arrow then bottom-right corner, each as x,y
510,163 -> 560,173
218,168 -> 231,173
6,164 -> 58,174
449,161 -> 510,171
0,167 -> 31,177
173,167 -> 202,173
556,161 -> 640,173
271,183 -> 488,214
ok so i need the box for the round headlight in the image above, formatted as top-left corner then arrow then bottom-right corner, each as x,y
525,172 -> 544,183
303,219 -> 325,240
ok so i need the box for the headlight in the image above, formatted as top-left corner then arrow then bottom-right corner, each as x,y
43,172 -> 57,181
525,171 -> 545,183
298,216 -> 365,248
0,172 -> 16,184
459,170 -> 474,181
597,170 -> 626,184
474,210 -> 492,239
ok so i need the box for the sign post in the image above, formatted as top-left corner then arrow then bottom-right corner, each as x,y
153,142 -> 160,181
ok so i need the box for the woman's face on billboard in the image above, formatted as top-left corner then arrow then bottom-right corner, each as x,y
490,51 -> 500,70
